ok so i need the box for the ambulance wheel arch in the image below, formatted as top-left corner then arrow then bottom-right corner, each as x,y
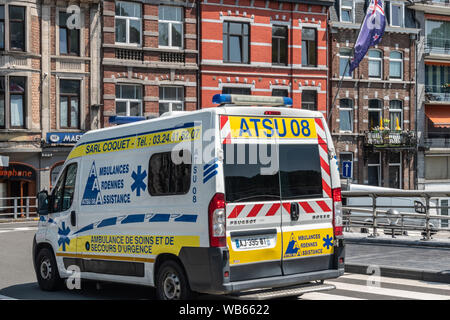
154,253 -> 194,300
33,241 -> 64,291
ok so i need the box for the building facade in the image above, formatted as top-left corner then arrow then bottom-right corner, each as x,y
0,0 -> 43,207
0,0 -> 101,212
410,1 -> 450,193
329,0 -> 418,189
101,0 -> 198,128
200,0 -> 334,112
40,0 -> 101,191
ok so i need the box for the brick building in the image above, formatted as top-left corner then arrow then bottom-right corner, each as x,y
0,0 -> 43,205
199,0 -> 334,112
329,0 -> 418,189
0,0 -> 101,209
40,0 -> 101,189
101,0 -> 198,127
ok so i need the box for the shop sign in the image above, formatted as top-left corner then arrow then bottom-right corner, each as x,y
46,132 -> 84,145
0,163 -> 36,181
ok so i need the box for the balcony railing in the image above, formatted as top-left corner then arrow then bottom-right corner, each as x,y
115,48 -> 143,61
425,37 -> 450,55
159,52 -> 185,63
365,131 -> 417,148
425,85 -> 450,102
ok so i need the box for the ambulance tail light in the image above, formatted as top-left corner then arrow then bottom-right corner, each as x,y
332,188 -> 343,237
209,193 -> 226,247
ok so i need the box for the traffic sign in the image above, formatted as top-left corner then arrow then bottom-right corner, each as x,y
342,161 -> 352,179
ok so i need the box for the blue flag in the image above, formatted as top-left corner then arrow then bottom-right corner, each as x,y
349,0 -> 386,73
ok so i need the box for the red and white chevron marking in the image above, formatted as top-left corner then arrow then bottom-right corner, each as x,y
226,199 -> 332,219
281,199 -> 332,215
227,202 -> 281,219
315,117 -> 332,198
220,115 -> 231,144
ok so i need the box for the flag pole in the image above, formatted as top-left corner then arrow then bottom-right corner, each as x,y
327,0 -> 375,126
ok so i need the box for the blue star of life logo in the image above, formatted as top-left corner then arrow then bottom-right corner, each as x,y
131,165 -> 147,197
58,222 -> 71,252
322,234 -> 333,250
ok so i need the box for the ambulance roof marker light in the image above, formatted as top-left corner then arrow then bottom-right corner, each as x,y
212,94 -> 292,107
108,115 -> 146,125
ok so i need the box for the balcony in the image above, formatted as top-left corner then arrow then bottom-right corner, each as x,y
425,85 -> 450,103
364,131 -> 417,149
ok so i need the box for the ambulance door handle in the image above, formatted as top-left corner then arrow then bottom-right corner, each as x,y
70,210 -> 76,227
290,203 -> 299,222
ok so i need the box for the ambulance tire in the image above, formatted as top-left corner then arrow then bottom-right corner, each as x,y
155,260 -> 193,300
36,248 -> 63,291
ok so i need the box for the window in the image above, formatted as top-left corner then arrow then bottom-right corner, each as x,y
368,50 -> 382,78
148,150 -> 191,196
339,99 -> 353,132
116,84 -> 143,116
341,0 -> 354,23
368,99 -> 383,130
60,80 -> 80,129
389,100 -> 402,131
115,1 -> 141,45
222,87 -> 251,95
301,28 -> 317,67
339,153 -> 353,179
272,25 -> 287,65
10,77 -> 26,128
272,89 -> 289,97
159,86 -> 184,115
51,163 -> 77,213
223,22 -> 249,64
425,65 -> 450,101
223,144 -> 323,203
302,90 -> 317,111
368,152 -> 381,186
0,77 -> 4,128
389,51 -> 403,79
425,20 -> 450,53
388,152 -> 401,189
339,48 -> 352,77
441,199 -> 448,228
425,156 -> 450,180
159,6 -> 183,48
390,3 -> 404,28
59,11 -> 80,55
0,6 -> 4,50
9,6 -> 25,51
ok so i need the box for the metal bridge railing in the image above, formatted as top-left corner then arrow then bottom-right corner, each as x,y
0,197 -> 37,219
342,190 -> 450,241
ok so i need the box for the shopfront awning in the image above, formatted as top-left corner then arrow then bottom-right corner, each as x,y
425,106 -> 450,128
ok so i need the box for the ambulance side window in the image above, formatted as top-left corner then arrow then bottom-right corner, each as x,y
51,163 -> 78,213
148,150 -> 191,196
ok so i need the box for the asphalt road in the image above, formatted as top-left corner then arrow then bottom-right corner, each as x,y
1,221 -> 449,300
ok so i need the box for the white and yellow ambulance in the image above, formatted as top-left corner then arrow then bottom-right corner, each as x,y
33,95 -> 345,299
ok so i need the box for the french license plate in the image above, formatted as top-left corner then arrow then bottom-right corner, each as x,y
234,236 -> 272,250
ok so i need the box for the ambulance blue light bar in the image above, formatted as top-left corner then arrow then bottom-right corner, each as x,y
108,115 -> 146,125
213,94 -> 292,107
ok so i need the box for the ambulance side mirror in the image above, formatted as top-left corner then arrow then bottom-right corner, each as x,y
37,190 -> 50,215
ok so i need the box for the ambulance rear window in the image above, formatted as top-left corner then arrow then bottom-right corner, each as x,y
223,144 -> 323,203
223,144 -> 280,203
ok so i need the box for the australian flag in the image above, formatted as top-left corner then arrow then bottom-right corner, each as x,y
349,0 -> 386,73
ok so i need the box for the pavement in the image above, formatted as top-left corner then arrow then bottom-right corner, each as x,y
343,230 -> 450,284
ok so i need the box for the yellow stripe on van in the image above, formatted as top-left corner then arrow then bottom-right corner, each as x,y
228,117 -> 317,139
67,126 -> 201,160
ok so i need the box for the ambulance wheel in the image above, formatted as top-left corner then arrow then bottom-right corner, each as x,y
36,248 -> 63,291
155,260 -> 192,300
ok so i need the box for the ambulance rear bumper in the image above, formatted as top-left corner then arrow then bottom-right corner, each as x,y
179,244 -> 345,295
219,268 -> 344,295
